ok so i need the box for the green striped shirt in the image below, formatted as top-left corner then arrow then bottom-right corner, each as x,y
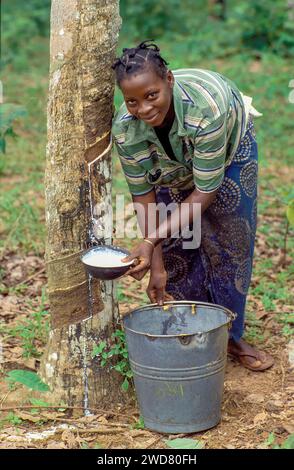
112,68 -> 246,195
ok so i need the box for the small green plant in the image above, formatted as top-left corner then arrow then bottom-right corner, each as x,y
132,416 -> 145,430
6,412 -> 23,426
5,370 -> 50,392
277,313 -> 294,337
286,199 -> 294,227
81,442 -> 89,449
116,284 -> 128,303
1,288 -> 50,358
280,198 -> 294,264
92,328 -> 133,392
0,103 -> 27,173
165,438 -> 204,449
263,432 -> 294,449
244,326 -> 265,344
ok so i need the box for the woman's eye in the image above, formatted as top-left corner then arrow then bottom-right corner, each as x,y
148,92 -> 157,99
127,100 -> 136,106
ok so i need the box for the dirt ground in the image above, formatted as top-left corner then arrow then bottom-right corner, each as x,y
0,164 -> 293,449
0,258 -> 293,449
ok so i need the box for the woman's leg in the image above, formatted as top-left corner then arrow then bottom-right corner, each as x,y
202,118 -> 273,370
202,118 -> 257,341
155,120 -> 273,370
155,186 -> 211,303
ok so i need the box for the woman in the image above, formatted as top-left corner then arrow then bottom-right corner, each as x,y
111,40 -> 274,371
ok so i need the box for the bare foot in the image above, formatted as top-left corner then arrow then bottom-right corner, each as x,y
228,338 -> 274,371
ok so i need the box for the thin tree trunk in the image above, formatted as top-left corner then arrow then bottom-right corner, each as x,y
208,0 -> 226,20
40,0 -> 123,410
288,1 -> 294,21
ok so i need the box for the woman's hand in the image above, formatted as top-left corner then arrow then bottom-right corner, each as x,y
147,267 -> 174,305
122,240 -> 154,280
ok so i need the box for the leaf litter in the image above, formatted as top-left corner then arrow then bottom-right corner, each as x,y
0,162 -> 293,449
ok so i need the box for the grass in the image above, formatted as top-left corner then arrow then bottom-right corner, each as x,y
262,432 -> 294,449
0,288 -> 50,358
0,27 -> 293,345
1,55 -> 48,255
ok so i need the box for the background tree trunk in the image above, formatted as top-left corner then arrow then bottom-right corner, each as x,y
208,0 -> 226,20
40,0 -> 123,411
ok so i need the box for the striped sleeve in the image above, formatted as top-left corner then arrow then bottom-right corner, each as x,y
114,140 -> 154,196
192,114 -> 227,193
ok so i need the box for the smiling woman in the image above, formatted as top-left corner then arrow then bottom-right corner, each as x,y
120,69 -> 174,127
111,40 -> 274,372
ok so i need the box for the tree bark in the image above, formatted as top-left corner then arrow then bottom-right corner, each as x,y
40,0 -> 123,410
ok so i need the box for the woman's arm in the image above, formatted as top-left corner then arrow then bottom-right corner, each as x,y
129,191 -> 173,303
145,187 -> 218,246
124,187 -> 218,275
131,190 -> 164,274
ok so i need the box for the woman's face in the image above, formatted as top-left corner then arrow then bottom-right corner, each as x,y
119,68 -> 174,127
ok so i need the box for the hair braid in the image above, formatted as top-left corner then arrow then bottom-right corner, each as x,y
111,40 -> 169,85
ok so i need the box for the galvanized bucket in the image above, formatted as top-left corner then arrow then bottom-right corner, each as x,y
123,301 -> 235,434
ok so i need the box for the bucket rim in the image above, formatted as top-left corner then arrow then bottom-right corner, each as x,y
122,300 -> 236,338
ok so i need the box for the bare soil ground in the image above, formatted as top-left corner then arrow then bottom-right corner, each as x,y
0,164 -> 293,449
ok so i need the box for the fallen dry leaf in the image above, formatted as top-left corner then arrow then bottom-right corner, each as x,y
255,311 -> 269,320
253,411 -> 268,426
61,429 -> 78,449
282,422 -> 294,434
47,441 -> 67,449
39,411 -> 67,421
265,400 -> 284,413
246,393 -> 265,404
97,416 -> 109,425
16,411 -> 43,423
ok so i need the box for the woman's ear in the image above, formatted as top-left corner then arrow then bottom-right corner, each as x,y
166,70 -> 174,88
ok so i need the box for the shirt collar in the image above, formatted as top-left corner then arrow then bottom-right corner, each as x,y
121,79 -> 189,146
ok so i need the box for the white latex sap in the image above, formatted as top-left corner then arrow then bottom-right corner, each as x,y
83,249 -> 133,267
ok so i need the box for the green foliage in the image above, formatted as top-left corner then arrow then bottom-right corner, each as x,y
0,289 -> 50,357
5,370 -> 50,392
132,416 -> 145,430
0,182 -> 46,254
277,313 -> 294,337
1,0 -> 50,69
116,285 -> 128,302
165,438 -> 204,449
81,441 -> 102,449
92,328 -> 133,392
2,1 -> 293,347
228,0 -> 294,56
29,398 -> 52,408
263,432 -> 294,449
5,413 -> 23,426
286,200 -> 294,227
120,0 -> 199,40
0,104 -> 27,173
120,0 -> 294,58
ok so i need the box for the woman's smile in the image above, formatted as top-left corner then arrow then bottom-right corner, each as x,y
142,111 -> 160,124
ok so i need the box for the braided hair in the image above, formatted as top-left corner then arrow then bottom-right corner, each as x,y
111,40 -> 169,86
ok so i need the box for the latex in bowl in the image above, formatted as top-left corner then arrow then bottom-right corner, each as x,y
81,245 -> 133,280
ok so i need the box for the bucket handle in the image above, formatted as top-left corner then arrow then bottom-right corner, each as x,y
228,310 -> 237,329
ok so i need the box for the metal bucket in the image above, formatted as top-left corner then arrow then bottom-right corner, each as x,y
123,301 -> 235,434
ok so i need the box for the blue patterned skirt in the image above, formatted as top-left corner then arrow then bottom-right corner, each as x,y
155,118 -> 258,341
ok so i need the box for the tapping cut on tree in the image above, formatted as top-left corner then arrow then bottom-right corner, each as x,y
40,0 -> 124,410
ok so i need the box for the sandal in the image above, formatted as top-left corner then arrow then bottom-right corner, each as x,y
228,346 -> 274,372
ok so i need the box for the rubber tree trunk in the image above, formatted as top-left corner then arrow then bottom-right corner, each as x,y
40,0 -> 123,410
